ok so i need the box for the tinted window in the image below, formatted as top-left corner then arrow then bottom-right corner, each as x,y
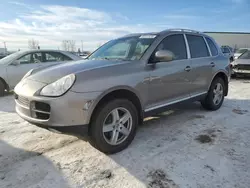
155,34 -> 187,60
206,37 -> 218,56
44,52 -> 72,63
187,35 -> 209,58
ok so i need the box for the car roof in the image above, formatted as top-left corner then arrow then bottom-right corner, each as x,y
122,28 -> 210,38
19,49 -> 71,53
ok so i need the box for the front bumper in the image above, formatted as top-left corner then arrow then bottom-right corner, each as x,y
232,69 -> 250,74
232,64 -> 250,74
14,80 -> 102,135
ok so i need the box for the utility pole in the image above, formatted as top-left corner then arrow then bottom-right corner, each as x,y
81,40 -> 83,52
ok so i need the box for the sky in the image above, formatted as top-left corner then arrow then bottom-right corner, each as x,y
0,0 -> 249,51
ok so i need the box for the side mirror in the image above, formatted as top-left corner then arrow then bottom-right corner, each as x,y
10,60 -> 20,66
153,50 -> 174,63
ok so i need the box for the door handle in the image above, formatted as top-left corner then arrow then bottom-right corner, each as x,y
210,62 -> 215,67
184,66 -> 191,72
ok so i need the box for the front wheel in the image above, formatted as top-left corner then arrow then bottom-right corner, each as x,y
89,99 -> 138,154
201,77 -> 225,111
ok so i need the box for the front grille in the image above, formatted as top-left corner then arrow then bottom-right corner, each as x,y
30,101 -> 51,120
17,95 -> 29,107
236,64 -> 250,70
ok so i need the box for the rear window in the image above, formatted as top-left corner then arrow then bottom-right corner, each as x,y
221,47 -> 230,53
186,35 -> 210,58
206,37 -> 218,56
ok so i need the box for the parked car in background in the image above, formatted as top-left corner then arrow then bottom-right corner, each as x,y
221,45 -> 234,62
0,49 -> 81,96
231,50 -> 250,76
234,48 -> 250,59
14,29 -> 229,153
79,51 -> 91,59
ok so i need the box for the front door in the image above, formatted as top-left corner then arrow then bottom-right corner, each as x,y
6,52 -> 41,89
146,34 -> 192,111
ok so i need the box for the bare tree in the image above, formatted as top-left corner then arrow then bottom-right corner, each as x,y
28,39 -> 39,49
62,40 -> 69,51
61,40 -> 76,52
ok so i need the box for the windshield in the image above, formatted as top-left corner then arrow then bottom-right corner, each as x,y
0,51 -> 24,64
88,35 -> 157,61
236,49 -> 247,54
239,50 -> 250,59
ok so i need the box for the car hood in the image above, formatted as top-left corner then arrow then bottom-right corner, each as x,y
27,59 -> 126,84
233,59 -> 250,65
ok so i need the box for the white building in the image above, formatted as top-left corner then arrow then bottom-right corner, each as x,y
204,32 -> 250,50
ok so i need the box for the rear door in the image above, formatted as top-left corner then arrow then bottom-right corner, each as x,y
6,52 -> 41,88
186,34 -> 213,96
146,34 -> 192,110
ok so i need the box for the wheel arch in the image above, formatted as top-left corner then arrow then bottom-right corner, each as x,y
89,87 -> 144,133
0,77 -> 9,91
210,71 -> 229,96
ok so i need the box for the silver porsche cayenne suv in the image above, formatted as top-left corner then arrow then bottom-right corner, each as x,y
14,29 -> 230,153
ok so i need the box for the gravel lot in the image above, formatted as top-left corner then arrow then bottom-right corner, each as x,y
1,79 -> 250,188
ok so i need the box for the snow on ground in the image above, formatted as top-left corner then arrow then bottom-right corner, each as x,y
1,79 -> 250,188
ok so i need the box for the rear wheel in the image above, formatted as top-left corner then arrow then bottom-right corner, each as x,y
0,80 -> 5,97
201,77 -> 225,111
89,99 -> 138,154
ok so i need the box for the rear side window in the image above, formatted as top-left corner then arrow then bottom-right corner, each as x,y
187,35 -> 209,58
43,52 -> 72,63
206,37 -> 218,56
155,34 -> 187,60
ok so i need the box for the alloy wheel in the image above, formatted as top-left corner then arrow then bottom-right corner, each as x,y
102,107 -> 133,145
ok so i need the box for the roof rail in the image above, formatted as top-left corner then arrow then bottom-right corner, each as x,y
161,28 -> 201,34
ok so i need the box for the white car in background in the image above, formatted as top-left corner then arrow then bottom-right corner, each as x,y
0,49 -> 81,96
234,48 -> 250,59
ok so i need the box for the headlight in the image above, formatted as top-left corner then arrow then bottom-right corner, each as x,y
40,74 -> 75,97
22,69 -> 33,80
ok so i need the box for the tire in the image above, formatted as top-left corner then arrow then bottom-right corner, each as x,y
0,80 -> 5,97
89,99 -> 138,154
201,77 -> 225,111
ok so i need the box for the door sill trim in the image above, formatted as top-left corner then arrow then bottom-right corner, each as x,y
144,92 -> 207,112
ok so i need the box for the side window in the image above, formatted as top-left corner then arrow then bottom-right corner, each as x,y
187,35 -> 209,58
32,53 -> 42,63
224,48 -> 230,53
44,52 -> 72,63
206,37 -> 218,56
18,54 -> 32,64
155,34 -> 187,60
